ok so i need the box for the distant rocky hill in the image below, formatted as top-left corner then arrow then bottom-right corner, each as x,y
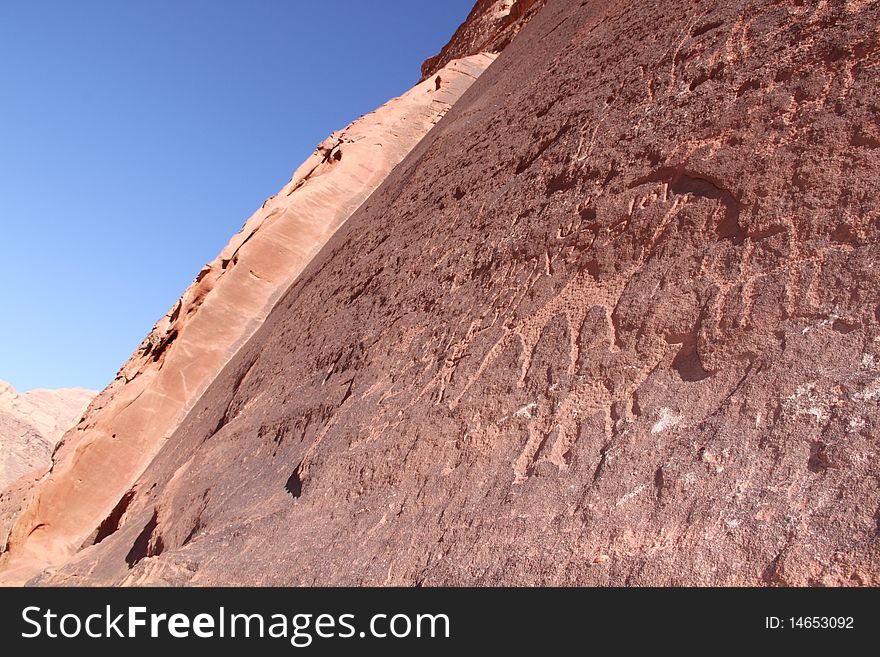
0,380 -> 93,492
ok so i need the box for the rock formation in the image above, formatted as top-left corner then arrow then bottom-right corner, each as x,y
421,0 -> 544,78
0,54 -> 496,584
3,0 -> 879,586
0,381 -> 93,492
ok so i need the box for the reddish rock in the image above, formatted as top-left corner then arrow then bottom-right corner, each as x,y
6,0 -> 880,586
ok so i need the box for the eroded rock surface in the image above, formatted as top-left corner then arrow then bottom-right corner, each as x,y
0,53 -> 497,584
8,0 -> 880,586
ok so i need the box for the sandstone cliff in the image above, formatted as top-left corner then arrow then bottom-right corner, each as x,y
0,53 -> 497,584
5,0 -> 880,586
0,381 -> 93,492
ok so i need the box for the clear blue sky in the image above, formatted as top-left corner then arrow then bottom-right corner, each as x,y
0,0 -> 474,392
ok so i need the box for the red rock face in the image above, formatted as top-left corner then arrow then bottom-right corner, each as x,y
8,0 -> 880,585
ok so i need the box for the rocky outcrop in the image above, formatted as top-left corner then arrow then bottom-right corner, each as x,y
7,0 -> 880,586
0,381 -> 94,493
0,53 -> 497,584
421,0 -> 545,79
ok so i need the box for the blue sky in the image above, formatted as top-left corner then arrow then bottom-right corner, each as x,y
0,1 -> 474,392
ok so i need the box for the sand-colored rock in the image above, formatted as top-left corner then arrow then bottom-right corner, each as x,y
0,53 -> 497,584
0,381 -> 94,492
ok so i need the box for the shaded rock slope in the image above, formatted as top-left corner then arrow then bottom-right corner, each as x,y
0,381 -> 94,492
7,0 -> 880,585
